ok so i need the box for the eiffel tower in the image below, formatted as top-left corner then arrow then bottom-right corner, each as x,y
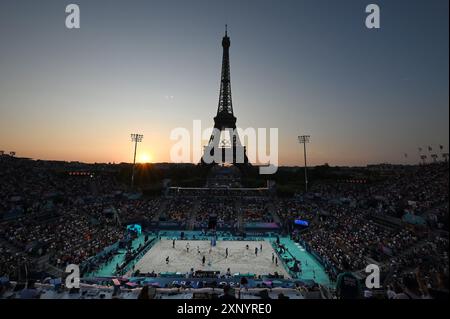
200,26 -> 250,168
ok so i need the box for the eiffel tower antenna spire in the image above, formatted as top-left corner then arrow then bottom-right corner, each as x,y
225,24 -> 227,36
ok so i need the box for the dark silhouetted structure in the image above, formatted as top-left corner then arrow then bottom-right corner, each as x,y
201,26 -> 250,169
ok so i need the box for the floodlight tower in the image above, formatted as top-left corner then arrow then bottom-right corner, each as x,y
439,145 -> 448,163
298,135 -> 310,192
417,147 -> 423,165
420,155 -> 427,165
431,154 -> 438,163
130,133 -> 143,189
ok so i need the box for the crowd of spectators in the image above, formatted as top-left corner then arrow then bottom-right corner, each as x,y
241,198 -> 273,223
277,163 -> 448,294
195,198 -> 237,229
162,198 -> 194,226
0,157 -> 155,278
1,155 -> 448,299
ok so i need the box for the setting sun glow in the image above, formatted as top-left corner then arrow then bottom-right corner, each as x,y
138,153 -> 152,163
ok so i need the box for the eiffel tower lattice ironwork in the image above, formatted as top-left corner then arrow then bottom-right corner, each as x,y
200,26 -> 250,168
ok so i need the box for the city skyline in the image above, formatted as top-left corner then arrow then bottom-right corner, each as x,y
0,0 -> 448,167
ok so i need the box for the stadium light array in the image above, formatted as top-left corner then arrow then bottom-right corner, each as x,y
298,135 -> 310,192
131,133 -> 144,189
